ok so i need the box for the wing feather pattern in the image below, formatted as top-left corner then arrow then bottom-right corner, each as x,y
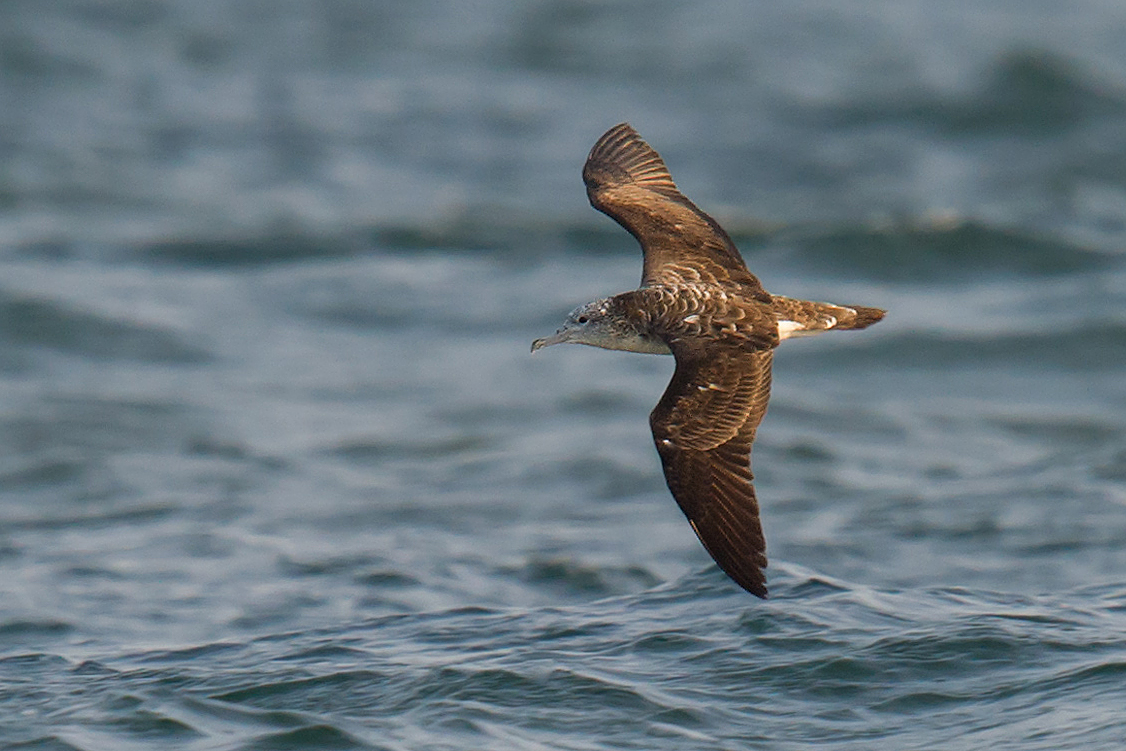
583,123 -> 770,298
649,344 -> 774,597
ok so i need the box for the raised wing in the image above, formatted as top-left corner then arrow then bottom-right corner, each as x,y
583,123 -> 770,299
649,344 -> 774,597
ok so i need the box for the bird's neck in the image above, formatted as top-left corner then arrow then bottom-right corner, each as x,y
597,292 -> 674,355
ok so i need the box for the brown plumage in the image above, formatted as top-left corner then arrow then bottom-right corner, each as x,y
532,123 -> 885,598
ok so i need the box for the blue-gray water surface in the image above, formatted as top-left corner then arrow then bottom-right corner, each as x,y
3,1 -> 1126,749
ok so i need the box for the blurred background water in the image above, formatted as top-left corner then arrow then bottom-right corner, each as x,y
2,1 -> 1126,749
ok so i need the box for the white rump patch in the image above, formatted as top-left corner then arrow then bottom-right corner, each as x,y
779,315 -> 841,339
777,320 -> 804,339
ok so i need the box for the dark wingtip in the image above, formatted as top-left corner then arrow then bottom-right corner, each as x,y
583,122 -> 680,199
744,585 -> 768,599
585,123 -> 640,169
735,575 -> 768,599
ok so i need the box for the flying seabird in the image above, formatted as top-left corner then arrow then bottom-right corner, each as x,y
531,123 -> 885,598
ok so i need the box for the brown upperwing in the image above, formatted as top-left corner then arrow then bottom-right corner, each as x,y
649,342 -> 774,597
583,123 -> 770,299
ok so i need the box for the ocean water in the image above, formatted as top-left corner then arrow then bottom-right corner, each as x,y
3,1 -> 1126,748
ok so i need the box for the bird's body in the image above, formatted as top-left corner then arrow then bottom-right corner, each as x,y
532,123 -> 884,597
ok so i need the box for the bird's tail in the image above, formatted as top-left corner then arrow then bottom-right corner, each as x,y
772,296 -> 886,338
833,304 -> 886,331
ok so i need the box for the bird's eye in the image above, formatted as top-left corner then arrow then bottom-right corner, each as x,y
577,315 -> 589,324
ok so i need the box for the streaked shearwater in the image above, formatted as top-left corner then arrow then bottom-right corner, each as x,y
532,123 -> 885,597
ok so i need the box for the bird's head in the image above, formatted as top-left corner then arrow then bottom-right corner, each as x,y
531,297 -> 671,355
531,299 -> 617,352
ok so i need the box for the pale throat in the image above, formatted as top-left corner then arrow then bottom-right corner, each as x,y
583,314 -> 672,355
604,329 -> 673,355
